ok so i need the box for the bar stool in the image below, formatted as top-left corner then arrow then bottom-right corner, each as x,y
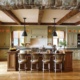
30,53 -> 39,72
53,54 -> 64,72
42,54 -> 50,72
18,52 -> 27,72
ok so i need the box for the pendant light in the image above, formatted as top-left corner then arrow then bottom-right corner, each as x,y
22,18 -> 27,36
52,18 -> 57,36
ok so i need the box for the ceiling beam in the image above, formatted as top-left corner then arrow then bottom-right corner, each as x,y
2,10 -> 21,25
38,10 -> 44,24
1,22 -> 38,25
0,22 -> 75,26
57,10 -> 79,25
61,23 -> 76,25
1,22 -> 75,26
75,21 -> 80,25
0,21 -> 2,25
40,23 -> 75,25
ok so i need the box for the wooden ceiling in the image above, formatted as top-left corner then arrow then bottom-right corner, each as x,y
0,9 -> 80,26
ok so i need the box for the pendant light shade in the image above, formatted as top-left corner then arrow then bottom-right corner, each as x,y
52,18 -> 57,36
22,30 -> 27,36
22,18 -> 27,36
52,30 -> 57,36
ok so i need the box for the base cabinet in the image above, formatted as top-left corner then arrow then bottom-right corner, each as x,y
0,49 -> 8,61
72,50 -> 80,60
64,51 -> 73,71
7,50 -> 19,71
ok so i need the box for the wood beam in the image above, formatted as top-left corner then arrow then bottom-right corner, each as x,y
61,23 -> 76,25
0,21 -> 2,25
1,22 -> 38,25
38,10 -> 44,24
2,10 -> 21,25
75,21 -> 80,25
40,23 -> 75,25
57,10 -> 79,25
0,22 -> 75,26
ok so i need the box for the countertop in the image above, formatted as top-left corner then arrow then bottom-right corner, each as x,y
0,46 -> 80,50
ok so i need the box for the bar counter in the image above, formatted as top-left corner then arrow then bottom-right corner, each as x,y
7,50 -> 73,72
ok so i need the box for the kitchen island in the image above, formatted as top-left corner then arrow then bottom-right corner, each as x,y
7,50 -> 73,72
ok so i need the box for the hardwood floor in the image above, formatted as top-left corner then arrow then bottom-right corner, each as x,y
0,60 -> 80,80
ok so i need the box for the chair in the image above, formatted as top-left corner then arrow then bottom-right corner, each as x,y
42,54 -> 51,72
18,52 -> 27,72
30,53 -> 39,71
53,54 -> 64,72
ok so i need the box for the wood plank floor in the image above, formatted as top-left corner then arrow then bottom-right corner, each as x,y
0,60 -> 80,80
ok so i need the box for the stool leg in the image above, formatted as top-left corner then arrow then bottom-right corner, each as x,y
31,63 -> 32,72
36,63 -> 38,71
55,63 -> 56,72
43,63 -> 44,72
61,63 -> 62,72
48,63 -> 50,71
19,63 -> 20,72
24,63 -> 27,72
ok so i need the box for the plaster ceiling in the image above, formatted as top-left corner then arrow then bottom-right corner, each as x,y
0,9 -> 80,26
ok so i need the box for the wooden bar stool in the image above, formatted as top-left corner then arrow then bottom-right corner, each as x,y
18,52 -> 27,72
42,54 -> 50,72
30,53 -> 39,72
53,54 -> 64,72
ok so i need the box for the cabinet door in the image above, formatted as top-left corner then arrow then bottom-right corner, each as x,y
0,32 -> 10,47
68,33 -> 77,48
73,33 -> 77,48
68,33 -> 73,48
73,50 -> 78,60
0,50 -> 7,61
77,50 -> 80,60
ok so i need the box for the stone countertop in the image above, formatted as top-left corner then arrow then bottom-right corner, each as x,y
66,48 -> 80,50
0,46 -> 80,50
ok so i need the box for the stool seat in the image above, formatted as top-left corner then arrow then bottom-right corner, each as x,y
31,59 -> 38,64
42,60 -> 50,63
18,59 -> 27,64
53,59 -> 62,63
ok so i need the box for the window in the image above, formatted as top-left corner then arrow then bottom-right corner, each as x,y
13,31 -> 24,46
53,31 -> 64,47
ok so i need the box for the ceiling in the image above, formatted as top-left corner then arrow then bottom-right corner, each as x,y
0,9 -> 80,26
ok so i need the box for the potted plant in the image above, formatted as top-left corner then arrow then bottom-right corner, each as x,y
59,40 -> 66,49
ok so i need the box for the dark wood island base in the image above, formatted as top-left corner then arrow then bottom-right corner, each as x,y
7,50 -> 73,72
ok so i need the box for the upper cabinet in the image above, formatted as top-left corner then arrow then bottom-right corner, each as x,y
67,29 -> 77,48
0,30 -> 10,47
